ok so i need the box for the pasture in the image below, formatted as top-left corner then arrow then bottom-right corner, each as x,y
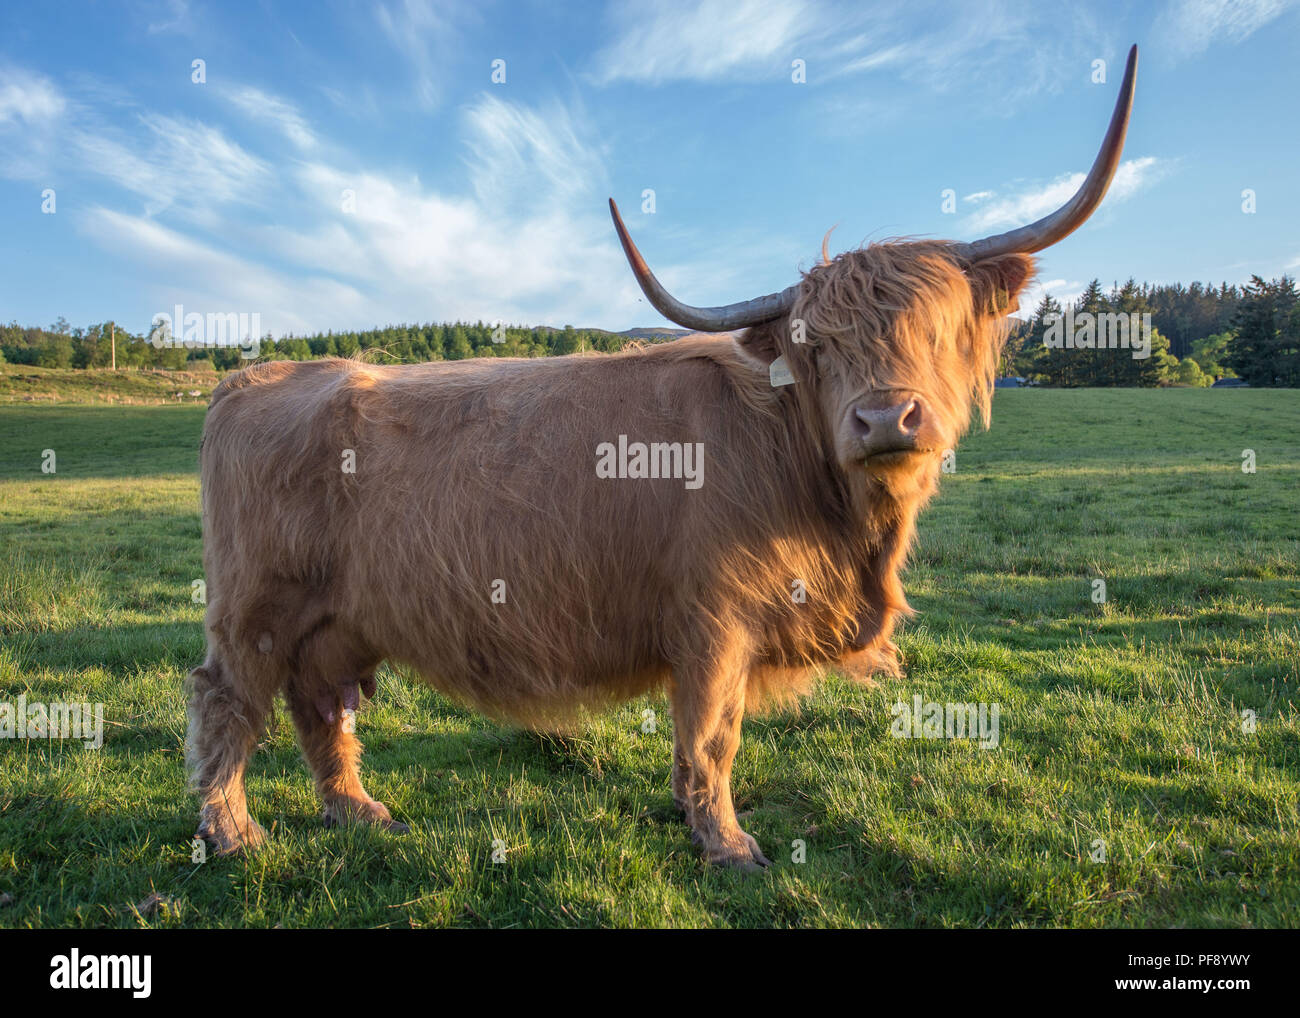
0,385 -> 1297,928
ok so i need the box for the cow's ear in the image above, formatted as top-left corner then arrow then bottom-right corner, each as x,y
733,319 -> 784,366
966,253 -> 1035,316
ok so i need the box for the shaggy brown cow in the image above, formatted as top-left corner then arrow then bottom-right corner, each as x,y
188,48 -> 1138,869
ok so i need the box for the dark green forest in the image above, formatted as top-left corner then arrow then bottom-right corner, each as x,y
4,274 -> 1296,387
0,318 -> 646,373
1002,275 -> 1299,387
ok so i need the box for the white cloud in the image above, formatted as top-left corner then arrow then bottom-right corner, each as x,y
375,0 -> 460,110
0,67 -> 67,177
72,113 -> 270,217
590,0 -> 1019,90
817,9 -> 1069,94
592,0 -> 1106,100
1156,0 -> 1295,59
962,190 -> 994,204
1016,277 -> 1085,318
0,66 -> 267,221
0,67 -> 65,125
829,43 -> 909,78
0,63 -> 786,335
225,86 -> 317,151
961,156 -> 1168,235
462,95 -> 608,210
74,91 -> 689,334
81,208 -> 369,335
592,0 -> 818,84
1108,157 -> 1170,200
247,94 -> 632,329
145,0 -> 193,35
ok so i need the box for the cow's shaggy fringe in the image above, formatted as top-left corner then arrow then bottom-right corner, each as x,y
185,240 -> 1033,863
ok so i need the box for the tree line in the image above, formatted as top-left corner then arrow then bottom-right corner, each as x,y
1001,275 -> 1297,387
3,275 -> 1296,387
0,320 -> 649,372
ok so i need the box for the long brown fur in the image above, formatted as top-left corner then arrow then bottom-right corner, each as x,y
186,240 -> 1034,868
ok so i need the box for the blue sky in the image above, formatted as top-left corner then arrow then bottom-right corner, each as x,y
1,0 -> 1297,336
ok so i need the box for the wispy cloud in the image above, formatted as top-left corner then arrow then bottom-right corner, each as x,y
592,0 -> 817,84
0,67 -> 68,179
82,207 -> 369,334
961,156 -> 1169,234
144,0 -> 193,35
817,6 -> 1088,96
1155,0 -> 1296,59
1017,277 -> 1086,318
0,67 -> 65,125
247,92 -> 629,329
462,95 -> 607,210
64,85 -> 676,333
592,0 -> 1106,99
375,0 -> 461,110
225,86 -> 317,151
0,64 -> 268,219
72,113 -> 269,218
0,55 -> 712,332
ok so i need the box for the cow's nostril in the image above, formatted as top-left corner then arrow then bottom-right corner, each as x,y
902,399 -> 923,433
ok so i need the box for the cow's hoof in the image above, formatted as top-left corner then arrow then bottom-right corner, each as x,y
703,832 -> 771,872
323,798 -> 408,834
196,815 -> 267,856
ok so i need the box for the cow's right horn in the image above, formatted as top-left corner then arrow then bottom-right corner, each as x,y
608,198 -> 799,332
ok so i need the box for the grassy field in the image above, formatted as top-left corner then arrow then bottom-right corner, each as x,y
0,363 -> 218,405
1,384 -> 1297,928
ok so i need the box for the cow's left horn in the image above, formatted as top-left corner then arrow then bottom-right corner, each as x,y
608,198 -> 799,332
950,44 -> 1138,262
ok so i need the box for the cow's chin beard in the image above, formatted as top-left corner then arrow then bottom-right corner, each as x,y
863,448 -> 932,470
849,448 -> 941,504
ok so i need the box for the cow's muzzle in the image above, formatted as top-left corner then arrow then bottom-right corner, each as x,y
849,397 -> 925,459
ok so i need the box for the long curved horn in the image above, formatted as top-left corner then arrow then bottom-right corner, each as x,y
950,44 -> 1138,262
608,198 -> 799,332
610,44 -> 1137,325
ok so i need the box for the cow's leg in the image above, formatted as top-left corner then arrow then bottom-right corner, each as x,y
666,678 -> 693,814
186,649 -> 275,855
286,628 -> 407,833
670,642 -> 770,871
671,734 -> 693,816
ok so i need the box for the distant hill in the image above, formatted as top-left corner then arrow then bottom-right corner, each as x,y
618,327 -> 693,339
523,324 -> 692,342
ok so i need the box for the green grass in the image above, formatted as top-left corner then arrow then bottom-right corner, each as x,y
1,385 -> 1298,928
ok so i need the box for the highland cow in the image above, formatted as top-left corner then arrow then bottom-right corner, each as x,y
188,48 -> 1138,869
